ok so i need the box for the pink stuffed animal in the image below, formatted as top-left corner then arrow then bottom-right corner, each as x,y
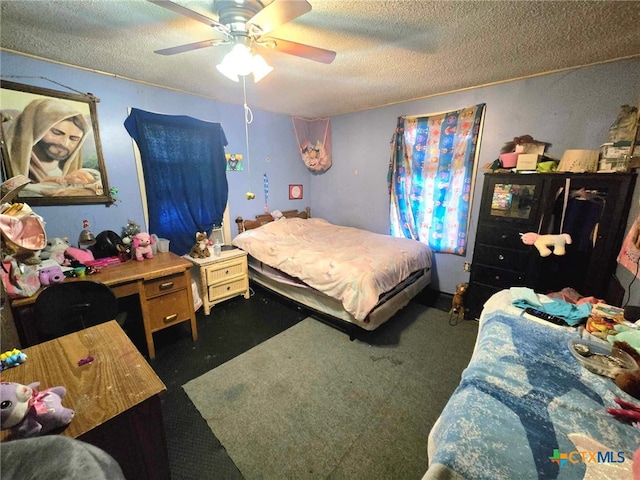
133,232 -> 154,261
0,381 -> 74,438
520,232 -> 572,257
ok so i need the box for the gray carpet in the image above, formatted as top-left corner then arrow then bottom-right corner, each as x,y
183,303 -> 478,480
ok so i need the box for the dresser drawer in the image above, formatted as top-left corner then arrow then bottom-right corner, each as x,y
148,289 -> 192,331
476,224 -> 529,250
144,272 -> 188,298
205,258 -> 247,285
473,244 -> 530,270
208,277 -> 248,302
472,264 -> 528,289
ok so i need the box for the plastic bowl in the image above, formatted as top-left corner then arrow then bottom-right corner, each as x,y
568,335 -> 638,378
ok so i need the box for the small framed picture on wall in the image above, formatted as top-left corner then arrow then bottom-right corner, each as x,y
289,184 -> 303,200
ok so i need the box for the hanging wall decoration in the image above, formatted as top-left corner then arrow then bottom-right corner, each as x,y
225,153 -> 243,171
292,117 -> 332,173
0,80 -> 112,206
263,173 -> 269,212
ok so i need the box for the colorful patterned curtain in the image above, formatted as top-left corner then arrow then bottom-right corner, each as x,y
388,104 -> 485,255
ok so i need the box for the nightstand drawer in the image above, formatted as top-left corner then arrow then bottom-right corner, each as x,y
144,273 -> 188,298
148,289 -> 193,331
208,278 -> 248,301
205,259 -> 247,285
473,244 -> 530,270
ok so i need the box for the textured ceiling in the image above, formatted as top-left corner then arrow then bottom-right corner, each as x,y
1,0 -> 639,118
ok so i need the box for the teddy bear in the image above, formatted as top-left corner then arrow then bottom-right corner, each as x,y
520,232 -> 572,257
132,232 -> 154,261
189,232 -> 211,259
40,237 -> 70,265
0,381 -> 74,438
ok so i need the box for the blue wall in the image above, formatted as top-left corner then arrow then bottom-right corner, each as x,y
321,59 -> 640,296
1,51 -> 310,243
3,51 -> 640,302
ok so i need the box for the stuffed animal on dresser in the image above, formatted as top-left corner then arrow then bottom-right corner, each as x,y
189,232 -> 211,259
132,232 -> 154,261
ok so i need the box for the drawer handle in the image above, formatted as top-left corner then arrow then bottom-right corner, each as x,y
164,314 -> 178,324
494,275 -> 501,281
159,281 -> 174,290
498,254 -> 504,260
225,269 -> 230,275
501,234 -> 508,240
226,286 -> 231,291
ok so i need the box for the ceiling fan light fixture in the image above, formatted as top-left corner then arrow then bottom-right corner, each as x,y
252,54 -> 273,82
216,43 -> 273,83
216,57 -> 240,82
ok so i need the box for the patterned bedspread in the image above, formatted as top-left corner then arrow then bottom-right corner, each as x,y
232,217 -> 432,320
425,312 -> 640,480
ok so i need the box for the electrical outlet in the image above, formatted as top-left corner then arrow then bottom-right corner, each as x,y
463,262 -> 471,272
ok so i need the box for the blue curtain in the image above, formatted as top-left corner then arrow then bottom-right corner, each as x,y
388,104 -> 485,255
124,108 -> 228,256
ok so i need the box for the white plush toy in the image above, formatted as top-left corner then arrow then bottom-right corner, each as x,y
520,232 -> 572,257
40,237 -> 71,265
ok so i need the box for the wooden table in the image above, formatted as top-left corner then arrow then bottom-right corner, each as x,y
0,321 -> 169,480
10,251 -> 197,359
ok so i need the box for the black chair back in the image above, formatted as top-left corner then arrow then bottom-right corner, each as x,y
34,280 -> 119,341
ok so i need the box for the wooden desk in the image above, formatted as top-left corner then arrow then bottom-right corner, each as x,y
0,321 -> 169,480
10,252 -> 197,359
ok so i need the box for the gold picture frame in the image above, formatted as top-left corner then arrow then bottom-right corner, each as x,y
0,80 -> 112,206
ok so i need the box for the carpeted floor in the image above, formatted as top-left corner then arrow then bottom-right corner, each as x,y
132,285 -> 477,480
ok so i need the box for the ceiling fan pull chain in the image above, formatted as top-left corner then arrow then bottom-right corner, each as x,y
243,76 -> 255,197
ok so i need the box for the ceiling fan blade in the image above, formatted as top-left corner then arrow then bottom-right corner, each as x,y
248,0 -> 312,36
265,37 -> 336,64
147,0 -> 226,30
154,39 -> 225,55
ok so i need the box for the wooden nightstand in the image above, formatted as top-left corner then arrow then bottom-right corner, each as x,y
186,248 -> 250,315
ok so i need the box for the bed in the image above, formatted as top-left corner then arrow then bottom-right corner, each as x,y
424,289 -> 640,480
232,208 -> 432,337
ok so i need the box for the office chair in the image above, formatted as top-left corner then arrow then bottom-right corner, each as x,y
34,280 -> 120,342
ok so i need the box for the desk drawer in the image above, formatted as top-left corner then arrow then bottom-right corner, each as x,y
208,278 -> 248,302
148,289 -> 192,331
205,259 -> 247,285
144,273 -> 188,299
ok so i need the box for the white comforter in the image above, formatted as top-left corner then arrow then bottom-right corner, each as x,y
232,218 -> 432,320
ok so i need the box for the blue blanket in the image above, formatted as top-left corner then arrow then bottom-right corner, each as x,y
426,313 -> 640,480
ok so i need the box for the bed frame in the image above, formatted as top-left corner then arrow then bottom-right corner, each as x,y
234,208 -> 430,339
235,207 -> 311,234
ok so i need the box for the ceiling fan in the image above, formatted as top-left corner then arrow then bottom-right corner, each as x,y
147,0 -> 336,64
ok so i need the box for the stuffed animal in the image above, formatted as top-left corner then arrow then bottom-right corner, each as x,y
133,232 -> 154,261
520,232 -> 572,257
39,237 -> 70,265
0,381 -> 74,438
189,232 -> 211,259
450,282 -> 468,316
0,348 -> 27,371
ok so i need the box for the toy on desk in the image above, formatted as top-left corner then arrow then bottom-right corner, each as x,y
133,232 -> 154,261
39,264 -> 64,286
0,349 -> 27,371
520,232 -> 572,257
189,232 -> 211,259
39,237 -> 70,265
0,381 -> 74,438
